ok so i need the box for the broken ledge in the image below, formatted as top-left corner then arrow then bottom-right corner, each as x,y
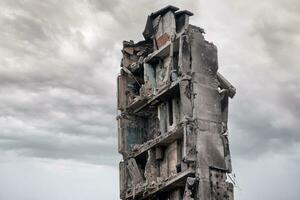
217,72 -> 236,98
126,168 -> 195,199
144,33 -> 181,64
127,124 -> 184,159
126,78 -> 181,114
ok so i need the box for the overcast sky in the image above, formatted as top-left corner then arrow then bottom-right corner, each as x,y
0,0 -> 299,199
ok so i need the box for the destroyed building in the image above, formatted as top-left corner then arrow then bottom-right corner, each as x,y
117,5 -> 236,200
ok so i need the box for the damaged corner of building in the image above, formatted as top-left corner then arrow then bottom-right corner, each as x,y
117,5 -> 236,200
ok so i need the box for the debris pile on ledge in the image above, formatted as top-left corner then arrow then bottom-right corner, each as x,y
117,5 -> 236,200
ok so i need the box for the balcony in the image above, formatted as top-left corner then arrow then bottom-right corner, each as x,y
126,78 -> 181,114
127,123 -> 184,159
144,35 -> 180,64
125,167 -> 195,199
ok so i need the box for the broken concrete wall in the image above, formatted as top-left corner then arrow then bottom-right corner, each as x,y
161,141 -> 180,178
119,161 -> 127,199
179,80 -> 193,120
210,169 -> 234,200
143,62 -> 156,95
144,149 -> 160,184
118,112 -> 159,156
118,115 -> 146,155
189,24 -> 234,200
154,11 -> 176,49
117,5 -> 236,200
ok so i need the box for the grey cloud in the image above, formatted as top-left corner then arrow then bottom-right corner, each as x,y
254,3 -> 300,69
0,134 -> 117,165
0,0 -> 201,166
3,13 -> 47,41
221,0 -> 300,159
278,82 -> 300,119
88,0 -> 120,12
89,0 -> 199,41
0,0 -> 119,165
0,0 -> 298,170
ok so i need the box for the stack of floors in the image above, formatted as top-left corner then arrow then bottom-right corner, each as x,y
117,5 -> 236,200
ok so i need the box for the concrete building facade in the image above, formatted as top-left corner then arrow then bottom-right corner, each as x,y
117,5 -> 236,200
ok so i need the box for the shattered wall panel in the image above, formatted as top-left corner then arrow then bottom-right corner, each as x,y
117,5 -> 236,200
